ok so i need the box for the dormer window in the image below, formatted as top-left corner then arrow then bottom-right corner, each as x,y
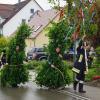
34,25 -> 42,32
30,9 -> 34,14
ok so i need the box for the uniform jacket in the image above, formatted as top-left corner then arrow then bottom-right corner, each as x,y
72,47 -> 88,73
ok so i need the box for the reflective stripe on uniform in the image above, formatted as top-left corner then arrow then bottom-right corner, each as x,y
72,67 -> 80,73
78,54 -> 83,62
85,71 -> 88,74
75,78 -> 79,82
79,80 -> 84,84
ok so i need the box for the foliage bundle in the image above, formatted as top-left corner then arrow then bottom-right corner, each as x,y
1,22 -> 32,87
36,20 -> 72,88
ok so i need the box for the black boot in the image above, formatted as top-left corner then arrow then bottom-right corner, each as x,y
79,83 -> 86,93
73,81 -> 78,91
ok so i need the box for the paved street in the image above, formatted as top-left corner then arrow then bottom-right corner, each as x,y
0,70 -> 100,100
0,82 -> 75,100
0,82 -> 100,100
62,85 -> 100,100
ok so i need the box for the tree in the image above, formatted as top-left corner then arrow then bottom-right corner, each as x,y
36,0 -> 98,88
1,22 -> 32,87
93,0 -> 100,47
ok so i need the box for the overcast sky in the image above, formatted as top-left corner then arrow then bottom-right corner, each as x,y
0,0 -> 25,4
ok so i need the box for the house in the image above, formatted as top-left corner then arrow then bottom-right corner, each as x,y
35,0 -> 66,10
0,0 -> 66,36
0,0 -> 44,36
25,9 -> 60,50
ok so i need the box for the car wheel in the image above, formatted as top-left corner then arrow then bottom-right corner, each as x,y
39,57 -> 47,61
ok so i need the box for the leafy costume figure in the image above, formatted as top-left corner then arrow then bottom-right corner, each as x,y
36,20 -> 72,89
1,22 -> 32,87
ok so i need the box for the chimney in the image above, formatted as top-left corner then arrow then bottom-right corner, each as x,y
36,10 -> 41,17
18,0 -> 21,3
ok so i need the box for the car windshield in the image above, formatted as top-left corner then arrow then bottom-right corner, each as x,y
30,48 -> 36,52
36,48 -> 44,52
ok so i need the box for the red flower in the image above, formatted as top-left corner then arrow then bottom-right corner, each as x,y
92,76 -> 100,80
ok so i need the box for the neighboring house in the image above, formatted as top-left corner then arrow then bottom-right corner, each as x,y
0,0 -> 43,36
25,9 -> 60,50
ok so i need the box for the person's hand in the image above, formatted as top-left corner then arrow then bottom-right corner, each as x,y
86,67 -> 89,73
82,34 -> 86,40
85,68 -> 89,74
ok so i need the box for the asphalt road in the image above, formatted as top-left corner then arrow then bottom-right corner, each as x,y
0,82 -> 76,100
0,70 -> 100,100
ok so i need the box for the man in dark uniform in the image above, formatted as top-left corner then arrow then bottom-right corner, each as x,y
0,49 -> 7,66
72,41 -> 90,93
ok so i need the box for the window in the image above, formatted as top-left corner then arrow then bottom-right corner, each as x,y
30,9 -> 34,14
37,48 -> 44,52
22,19 -> 26,23
31,48 -> 36,52
34,25 -> 42,32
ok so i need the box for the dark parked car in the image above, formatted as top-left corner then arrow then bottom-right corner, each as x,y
27,47 -> 75,61
27,47 -> 48,61
63,50 -> 75,61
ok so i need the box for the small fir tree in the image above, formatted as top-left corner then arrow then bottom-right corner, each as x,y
1,22 -> 32,87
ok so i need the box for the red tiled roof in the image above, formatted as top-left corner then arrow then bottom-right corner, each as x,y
29,9 -> 60,38
0,0 -> 45,28
0,4 -> 15,18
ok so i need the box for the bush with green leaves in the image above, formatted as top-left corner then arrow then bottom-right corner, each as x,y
25,60 -> 44,71
1,22 -> 32,87
36,20 -> 72,89
85,47 -> 100,81
85,68 -> 100,81
0,36 -> 8,54
95,47 -> 100,66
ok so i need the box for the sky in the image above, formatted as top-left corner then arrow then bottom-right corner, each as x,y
0,0 -> 25,4
0,0 -> 66,10
0,0 -> 66,6
36,0 -> 66,10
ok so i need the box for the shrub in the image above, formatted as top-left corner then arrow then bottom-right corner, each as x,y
25,60 -> 45,71
0,36 -> 8,54
95,47 -> 100,66
85,68 -> 100,81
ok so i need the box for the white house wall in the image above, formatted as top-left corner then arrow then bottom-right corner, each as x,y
0,17 -> 5,24
35,0 -> 66,10
3,0 -> 42,36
